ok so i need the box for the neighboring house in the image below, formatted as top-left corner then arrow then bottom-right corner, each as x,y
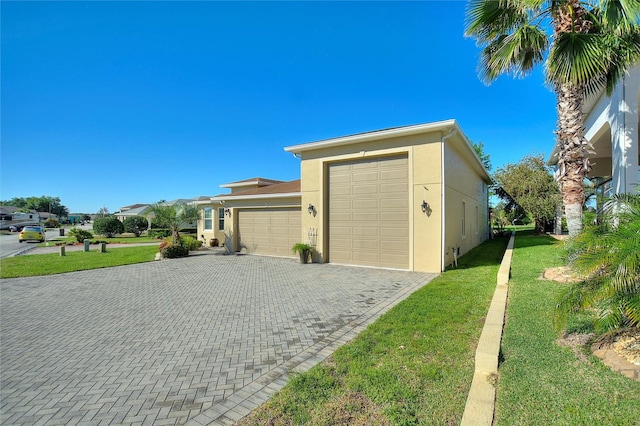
549,65 -> 639,198
116,199 -> 203,231
200,120 -> 491,273
116,204 -> 151,223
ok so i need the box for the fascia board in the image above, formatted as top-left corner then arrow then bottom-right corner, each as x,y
284,119 -> 457,153
211,192 -> 302,202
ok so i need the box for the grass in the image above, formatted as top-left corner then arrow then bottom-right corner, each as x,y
0,245 -> 159,278
494,232 -> 640,425
38,235 -> 159,246
239,236 -> 510,426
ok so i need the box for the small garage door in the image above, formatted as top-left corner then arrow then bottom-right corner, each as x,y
238,208 -> 301,257
329,155 -> 409,269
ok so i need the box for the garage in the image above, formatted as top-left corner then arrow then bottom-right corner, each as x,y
237,208 -> 301,257
328,155 -> 409,269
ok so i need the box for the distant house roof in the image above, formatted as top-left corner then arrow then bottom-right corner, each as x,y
119,203 -> 149,211
118,205 -> 151,216
212,180 -> 301,201
0,205 -> 22,215
219,177 -> 284,189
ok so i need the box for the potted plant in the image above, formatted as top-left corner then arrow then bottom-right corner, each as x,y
292,243 -> 313,264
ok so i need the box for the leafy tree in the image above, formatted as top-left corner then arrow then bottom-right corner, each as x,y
466,0 -> 640,236
92,216 -> 124,238
150,202 -> 200,247
1,195 -> 68,216
555,192 -> 640,333
122,215 -> 149,237
494,155 -> 562,233
472,141 -> 492,173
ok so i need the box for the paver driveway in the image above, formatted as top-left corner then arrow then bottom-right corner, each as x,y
0,252 -> 436,425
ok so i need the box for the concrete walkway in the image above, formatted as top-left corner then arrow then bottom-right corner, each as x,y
0,253 -> 435,425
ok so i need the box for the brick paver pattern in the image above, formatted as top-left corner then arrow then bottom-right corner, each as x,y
1,252 -> 435,425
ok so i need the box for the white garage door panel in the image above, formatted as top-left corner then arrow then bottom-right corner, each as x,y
329,155 -> 409,269
238,208 -> 301,257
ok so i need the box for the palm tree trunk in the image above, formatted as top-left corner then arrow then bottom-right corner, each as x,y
555,82 -> 591,237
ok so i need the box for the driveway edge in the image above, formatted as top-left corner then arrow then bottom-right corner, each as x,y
188,272 -> 438,426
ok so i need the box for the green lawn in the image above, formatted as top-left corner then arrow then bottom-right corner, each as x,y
494,233 -> 640,425
240,236 -> 509,425
39,235 -> 160,246
0,245 -> 159,278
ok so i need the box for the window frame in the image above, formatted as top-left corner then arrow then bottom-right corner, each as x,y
218,207 -> 225,231
203,207 -> 213,231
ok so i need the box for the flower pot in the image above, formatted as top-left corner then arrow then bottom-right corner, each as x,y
210,238 -> 219,247
299,249 -> 310,264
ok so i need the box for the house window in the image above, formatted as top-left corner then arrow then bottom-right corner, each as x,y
203,208 -> 212,231
462,201 -> 466,237
475,205 -> 479,235
218,207 -> 225,231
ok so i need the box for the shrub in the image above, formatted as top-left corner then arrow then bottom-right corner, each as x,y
148,229 -> 171,239
92,216 -> 124,238
160,245 -> 190,258
161,236 -> 203,251
122,215 -> 149,237
556,193 -> 640,333
182,235 -> 203,251
69,228 -> 94,243
44,218 -> 60,228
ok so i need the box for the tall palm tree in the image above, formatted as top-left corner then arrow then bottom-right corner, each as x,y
466,0 -> 640,236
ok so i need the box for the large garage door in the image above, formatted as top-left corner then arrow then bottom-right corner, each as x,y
329,155 -> 409,269
238,208 -> 301,257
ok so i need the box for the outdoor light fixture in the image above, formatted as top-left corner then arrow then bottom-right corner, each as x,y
307,203 -> 316,215
224,208 -> 231,217
421,200 -> 429,212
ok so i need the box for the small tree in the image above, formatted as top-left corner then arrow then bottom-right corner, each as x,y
122,215 -> 149,237
150,202 -> 200,247
494,155 -> 562,233
93,216 -> 124,238
69,228 -> 93,243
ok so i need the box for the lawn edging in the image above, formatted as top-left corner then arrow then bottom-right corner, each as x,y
461,231 -> 515,426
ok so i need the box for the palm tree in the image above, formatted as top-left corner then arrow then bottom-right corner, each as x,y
466,0 -> 640,236
555,192 -> 640,332
150,202 -> 200,246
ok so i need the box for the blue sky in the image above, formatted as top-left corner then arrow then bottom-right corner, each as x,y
1,1 -> 557,214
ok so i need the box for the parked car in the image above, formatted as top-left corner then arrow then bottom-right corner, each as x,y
19,226 -> 45,243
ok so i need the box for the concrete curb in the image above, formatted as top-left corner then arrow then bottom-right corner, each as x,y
461,232 -> 515,426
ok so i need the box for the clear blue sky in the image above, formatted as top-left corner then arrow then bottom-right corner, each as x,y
1,1 -> 557,214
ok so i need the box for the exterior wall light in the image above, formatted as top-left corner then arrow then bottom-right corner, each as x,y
421,200 -> 432,216
307,203 -> 316,216
224,208 -> 231,217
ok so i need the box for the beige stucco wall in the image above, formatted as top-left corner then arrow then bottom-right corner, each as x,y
298,131 -> 445,272
197,203 -> 225,247
443,137 -> 490,267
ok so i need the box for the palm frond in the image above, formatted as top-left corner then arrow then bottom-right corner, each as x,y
600,0 -> 640,30
547,32 -> 611,87
480,25 -> 548,82
465,0 -> 531,43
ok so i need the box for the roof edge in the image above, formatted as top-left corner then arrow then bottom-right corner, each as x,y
211,192 -> 302,202
284,119 -> 457,153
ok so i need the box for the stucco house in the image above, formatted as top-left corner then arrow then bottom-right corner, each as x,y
197,120 -> 491,273
549,65 -> 639,198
